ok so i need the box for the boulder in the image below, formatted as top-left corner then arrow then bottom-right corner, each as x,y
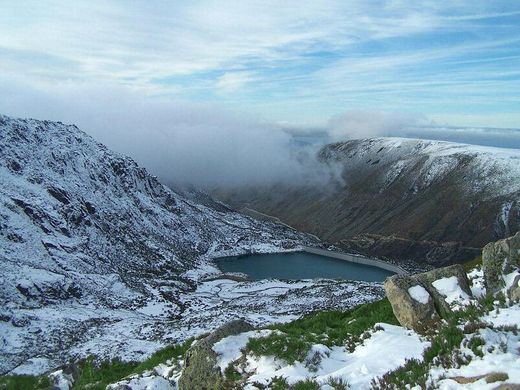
384,264 -> 473,333
482,232 -> 520,294
178,320 -> 253,390
384,275 -> 439,333
416,264 -> 472,317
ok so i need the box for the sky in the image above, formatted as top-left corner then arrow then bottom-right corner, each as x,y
1,1 -> 519,187
1,1 -> 519,127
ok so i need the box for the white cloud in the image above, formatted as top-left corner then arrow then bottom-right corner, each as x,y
328,110 -> 429,140
216,72 -> 256,92
0,1 -> 475,89
0,77 -> 330,188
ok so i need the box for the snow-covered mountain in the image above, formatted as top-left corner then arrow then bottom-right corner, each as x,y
0,114 -> 325,374
216,137 -> 520,251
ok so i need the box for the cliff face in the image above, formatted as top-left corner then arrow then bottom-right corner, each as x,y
216,138 -> 520,251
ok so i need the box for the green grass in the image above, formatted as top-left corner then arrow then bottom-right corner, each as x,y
290,378 -> 320,389
224,362 -> 242,382
246,298 -> 398,364
72,338 -> 192,390
371,320 -> 466,388
0,375 -> 50,390
73,358 -> 138,390
0,339 -> 192,390
467,336 -> 485,358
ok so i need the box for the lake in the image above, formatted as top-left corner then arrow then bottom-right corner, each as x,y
214,251 -> 395,282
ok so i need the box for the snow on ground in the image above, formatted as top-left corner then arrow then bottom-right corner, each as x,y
504,270 -> 520,291
213,329 -> 275,373
468,269 -> 485,299
48,370 -> 74,390
432,276 -> 472,308
108,375 -> 175,390
429,325 -> 520,389
482,306 -> 520,327
409,285 -> 431,304
240,323 -> 429,389
9,358 -> 53,376
67,265 -> 520,390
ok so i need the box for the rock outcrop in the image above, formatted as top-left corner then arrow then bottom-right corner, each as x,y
178,320 -> 254,390
482,232 -> 520,295
415,265 -> 472,317
385,264 -> 472,333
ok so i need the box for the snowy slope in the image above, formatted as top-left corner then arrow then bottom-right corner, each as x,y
0,114 -> 330,374
217,137 -> 520,249
321,137 -> 520,197
104,269 -> 520,390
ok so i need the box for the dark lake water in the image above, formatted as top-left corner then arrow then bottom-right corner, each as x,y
214,251 -> 394,282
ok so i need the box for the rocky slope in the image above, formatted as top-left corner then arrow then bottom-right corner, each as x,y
216,138 -> 520,259
2,114 -> 357,374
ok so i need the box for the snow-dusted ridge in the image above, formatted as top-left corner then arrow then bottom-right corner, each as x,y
216,136 -> 520,251
323,137 -> 520,197
0,115 -> 386,375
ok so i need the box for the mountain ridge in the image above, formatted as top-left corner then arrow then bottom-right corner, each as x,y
215,137 -> 520,255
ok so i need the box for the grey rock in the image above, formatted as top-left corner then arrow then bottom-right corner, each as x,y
482,232 -> 520,294
384,275 -> 439,333
62,362 -> 81,382
416,264 -> 472,317
178,320 -> 254,390
384,264 -> 473,333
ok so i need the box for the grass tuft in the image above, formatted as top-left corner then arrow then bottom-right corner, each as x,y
290,378 -> 320,389
0,375 -> 50,390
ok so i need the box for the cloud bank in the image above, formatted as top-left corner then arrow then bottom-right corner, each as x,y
0,78 -> 332,189
2,78 -> 519,192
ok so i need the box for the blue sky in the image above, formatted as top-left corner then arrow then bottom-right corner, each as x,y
1,1 -> 519,128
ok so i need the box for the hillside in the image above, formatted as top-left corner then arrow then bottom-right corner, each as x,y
215,138 -> 520,261
2,115 -> 359,375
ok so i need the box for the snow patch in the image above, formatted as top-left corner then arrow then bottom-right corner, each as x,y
408,285 -> 430,304
432,276 -> 471,308
482,306 -> 520,327
468,268 -> 486,298
212,329 -> 275,373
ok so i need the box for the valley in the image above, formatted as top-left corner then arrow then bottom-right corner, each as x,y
0,114 -> 518,389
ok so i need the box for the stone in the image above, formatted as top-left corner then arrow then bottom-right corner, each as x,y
384,264 -> 473,333
384,275 -> 439,333
416,264 -> 472,317
482,232 -> 520,294
178,320 -> 254,390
